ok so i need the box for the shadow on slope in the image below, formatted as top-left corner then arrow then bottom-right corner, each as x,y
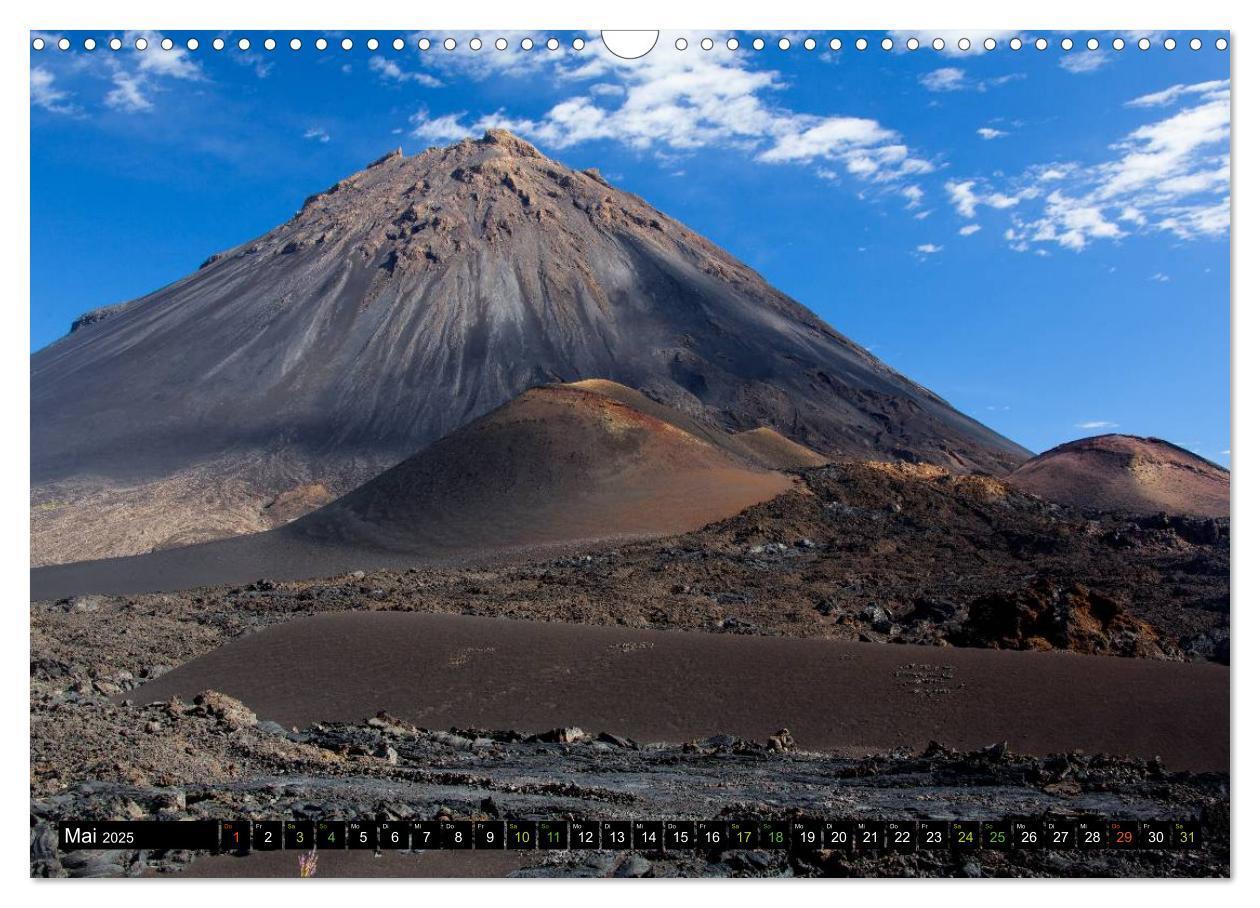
31,382 -> 793,599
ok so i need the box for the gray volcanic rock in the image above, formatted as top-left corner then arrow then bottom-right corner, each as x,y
68,302 -> 131,334
33,129 -> 1026,499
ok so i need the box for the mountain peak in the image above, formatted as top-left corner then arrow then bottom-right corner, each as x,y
222,129 -> 795,314
35,132 -> 1030,538
476,128 -> 542,157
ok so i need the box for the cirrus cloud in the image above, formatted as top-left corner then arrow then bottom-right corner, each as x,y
30,66 -> 76,114
369,56 -> 442,88
947,80 -> 1229,251
99,31 -> 204,114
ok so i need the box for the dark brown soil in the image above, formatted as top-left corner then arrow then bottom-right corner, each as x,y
734,426 -> 832,469
131,611 -> 1228,771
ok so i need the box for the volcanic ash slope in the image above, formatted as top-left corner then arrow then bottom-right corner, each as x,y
292,381 -> 796,553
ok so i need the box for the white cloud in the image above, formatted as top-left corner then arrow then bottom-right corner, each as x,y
919,66 -> 1023,93
920,68 -> 966,92
303,127 -> 330,143
1150,272 -> 1171,282
1155,197 -> 1230,239
959,224 -> 981,236
956,81 -> 1230,251
916,243 -> 944,254
1059,53 -> 1109,74
947,181 -> 981,218
901,185 -> 924,208
410,109 -> 478,144
1026,190 -> 1123,250
1097,91 -> 1229,201
945,179 -> 1038,219
1036,165 -> 1074,182
1126,79 -> 1229,108
408,35 -> 933,192
105,70 -> 152,112
976,127 -> 1007,140
130,31 -> 202,81
96,31 -> 203,114
30,66 -> 75,114
987,192 -> 1027,210
369,56 -> 442,88
759,118 -> 894,162
1076,420 -> 1118,429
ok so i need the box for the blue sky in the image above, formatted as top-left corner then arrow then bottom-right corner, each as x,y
30,30 -> 1230,461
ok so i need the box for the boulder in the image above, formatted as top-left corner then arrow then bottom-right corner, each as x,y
192,691 -> 258,730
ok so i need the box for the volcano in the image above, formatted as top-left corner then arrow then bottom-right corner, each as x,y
1007,434 -> 1229,517
293,380 -> 794,555
31,129 -> 1027,564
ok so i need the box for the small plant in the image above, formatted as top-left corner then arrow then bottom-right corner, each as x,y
298,850 -> 319,878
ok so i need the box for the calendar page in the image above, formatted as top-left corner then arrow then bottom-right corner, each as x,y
28,25 -> 1230,880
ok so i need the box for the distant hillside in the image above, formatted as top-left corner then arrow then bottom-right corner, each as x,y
1008,434 -> 1229,517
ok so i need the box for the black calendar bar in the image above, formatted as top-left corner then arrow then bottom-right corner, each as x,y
55,817 -> 1202,852
58,820 -> 219,851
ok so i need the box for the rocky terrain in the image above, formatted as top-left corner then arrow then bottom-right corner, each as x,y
32,457 -> 1229,662
32,462 -> 1230,673
30,459 -> 1230,878
31,690 -> 1228,879
1008,435 -> 1230,518
32,130 -> 1027,565
30,459 -> 337,568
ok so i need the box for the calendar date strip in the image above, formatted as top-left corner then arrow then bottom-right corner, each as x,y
57,817 -> 1201,853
